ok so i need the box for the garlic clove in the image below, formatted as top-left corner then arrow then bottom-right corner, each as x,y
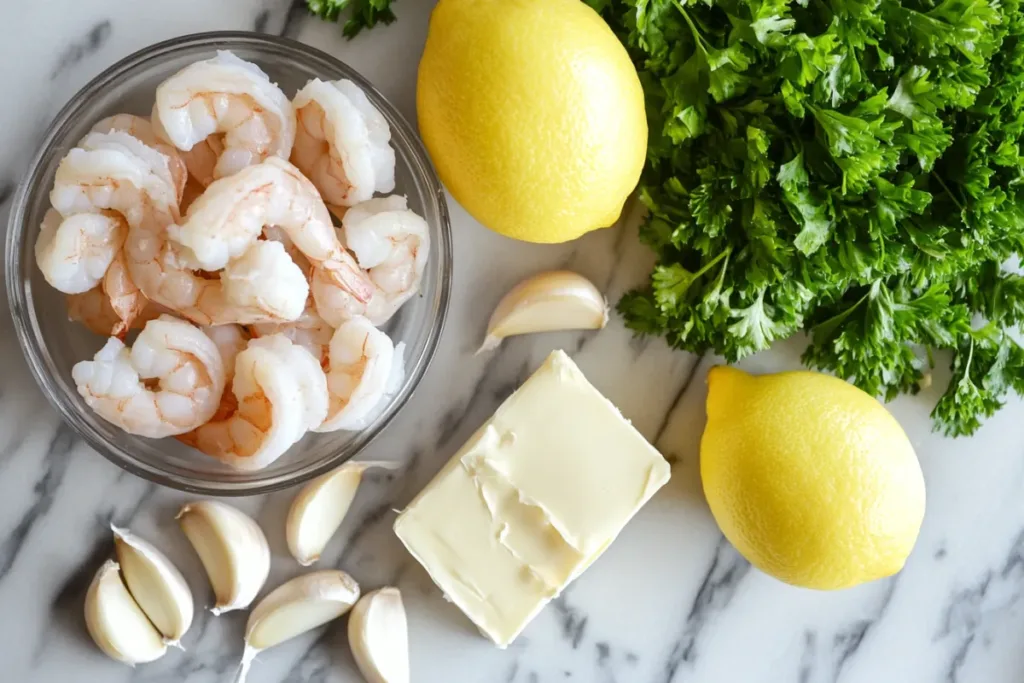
479,270 -> 608,352
348,587 -> 410,683
237,570 -> 361,682
286,461 -> 398,566
112,525 -> 194,646
177,501 -> 270,615
84,560 -> 168,665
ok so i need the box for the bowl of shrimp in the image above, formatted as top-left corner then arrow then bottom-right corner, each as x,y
5,32 -> 452,494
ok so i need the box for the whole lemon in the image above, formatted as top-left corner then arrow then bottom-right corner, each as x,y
701,367 -> 926,590
416,0 -> 647,243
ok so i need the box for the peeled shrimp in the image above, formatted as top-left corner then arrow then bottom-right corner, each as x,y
291,78 -> 395,210
262,224 -> 312,273
89,115 -> 188,203
72,315 -> 226,438
128,231 -> 309,326
67,281 -> 164,339
312,196 -> 429,327
249,335 -> 329,432
167,158 -> 372,305
177,335 -> 313,470
153,50 -> 295,182
101,251 -> 149,334
34,209 -> 126,294
50,142 -> 179,232
250,304 -> 333,368
316,316 -> 403,433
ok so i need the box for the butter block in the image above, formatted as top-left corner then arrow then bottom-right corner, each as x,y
394,349 -> 670,647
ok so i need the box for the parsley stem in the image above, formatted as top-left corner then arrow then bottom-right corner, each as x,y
672,0 -> 710,55
931,172 -> 964,211
691,246 -> 733,282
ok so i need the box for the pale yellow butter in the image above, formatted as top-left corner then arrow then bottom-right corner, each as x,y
394,349 -> 671,647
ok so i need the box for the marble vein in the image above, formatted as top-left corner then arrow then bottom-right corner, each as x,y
658,538 -> 751,683
832,578 -> 898,683
50,21 -> 111,80
0,424 -> 75,583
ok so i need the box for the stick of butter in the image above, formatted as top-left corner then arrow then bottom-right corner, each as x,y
394,349 -> 671,647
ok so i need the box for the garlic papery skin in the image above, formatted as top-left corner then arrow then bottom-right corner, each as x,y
112,525 -> 194,646
479,270 -> 608,352
236,570 -> 361,682
348,587 -> 409,683
84,560 -> 167,665
177,501 -> 270,615
286,461 -> 398,566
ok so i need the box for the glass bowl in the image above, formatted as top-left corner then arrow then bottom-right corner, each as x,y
5,32 -> 452,495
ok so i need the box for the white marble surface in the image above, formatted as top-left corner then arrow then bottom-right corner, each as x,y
2,2 -> 1024,682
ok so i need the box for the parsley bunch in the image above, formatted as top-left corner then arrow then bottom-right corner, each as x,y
305,0 -> 397,38
587,0 -> 1024,435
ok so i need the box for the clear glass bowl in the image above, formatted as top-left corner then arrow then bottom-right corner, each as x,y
5,32 -> 452,495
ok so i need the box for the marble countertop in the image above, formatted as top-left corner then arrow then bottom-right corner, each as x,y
3,2 -> 1024,682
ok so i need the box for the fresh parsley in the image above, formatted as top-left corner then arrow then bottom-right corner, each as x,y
587,0 -> 1024,436
305,0 -> 397,38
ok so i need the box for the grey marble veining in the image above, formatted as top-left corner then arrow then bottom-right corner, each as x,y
3,1 -> 1024,682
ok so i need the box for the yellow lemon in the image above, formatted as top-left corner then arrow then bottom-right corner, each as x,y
701,367 -> 926,590
416,0 -> 647,243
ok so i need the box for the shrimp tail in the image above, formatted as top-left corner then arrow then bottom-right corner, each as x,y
104,252 -> 148,337
322,261 -> 374,303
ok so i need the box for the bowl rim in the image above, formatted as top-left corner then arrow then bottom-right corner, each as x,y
5,31 -> 452,496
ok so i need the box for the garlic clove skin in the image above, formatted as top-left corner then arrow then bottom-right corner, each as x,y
348,587 -> 410,683
84,560 -> 168,665
112,525 -> 194,646
177,501 -> 270,615
286,461 -> 398,566
479,270 -> 608,352
236,570 -> 361,682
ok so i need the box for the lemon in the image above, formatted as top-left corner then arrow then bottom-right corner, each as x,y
701,367 -> 926,590
416,0 -> 647,243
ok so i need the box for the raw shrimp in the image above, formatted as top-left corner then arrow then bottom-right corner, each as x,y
90,114 -> 188,202
101,250 -> 149,334
312,196 -> 429,327
250,304 -> 333,368
167,158 -> 372,308
153,50 -> 295,182
190,324 -> 250,427
128,233 -> 309,326
50,141 -> 179,231
67,281 -> 164,339
72,315 -> 226,438
59,139 -> 299,324
249,335 -> 329,432
177,335 -> 311,470
291,78 -> 395,209
220,240 -> 309,320
34,209 -> 126,294
316,316 -> 402,432
262,224 -> 312,273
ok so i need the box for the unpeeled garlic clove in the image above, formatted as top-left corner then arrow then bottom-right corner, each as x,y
84,560 -> 167,665
286,461 -> 399,566
237,570 -> 361,682
348,587 -> 409,683
112,525 -> 194,646
177,501 -> 270,615
479,270 -> 608,352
